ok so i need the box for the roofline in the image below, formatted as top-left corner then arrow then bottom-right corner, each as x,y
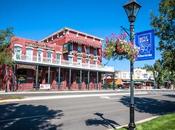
40,27 -> 104,42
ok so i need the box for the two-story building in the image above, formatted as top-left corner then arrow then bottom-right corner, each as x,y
10,27 -> 114,91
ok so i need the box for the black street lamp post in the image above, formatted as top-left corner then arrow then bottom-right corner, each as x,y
123,0 -> 141,130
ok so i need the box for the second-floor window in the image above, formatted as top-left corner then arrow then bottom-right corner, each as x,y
78,45 -> 82,53
47,51 -> 52,63
86,47 -> 90,54
56,53 -> 60,63
14,46 -> 22,60
37,50 -> 43,62
68,43 -> 73,51
26,48 -> 33,61
94,48 -> 97,56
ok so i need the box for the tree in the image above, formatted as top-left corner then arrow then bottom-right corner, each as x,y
144,60 -> 164,89
151,0 -> 175,88
0,28 -> 14,91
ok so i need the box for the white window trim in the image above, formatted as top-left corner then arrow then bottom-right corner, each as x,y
26,48 -> 33,61
14,46 -> 22,60
47,51 -> 52,63
56,53 -> 61,63
37,50 -> 43,62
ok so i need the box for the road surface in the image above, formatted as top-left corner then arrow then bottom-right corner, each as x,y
0,92 -> 175,130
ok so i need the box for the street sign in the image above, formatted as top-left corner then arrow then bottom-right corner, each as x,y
135,30 -> 155,61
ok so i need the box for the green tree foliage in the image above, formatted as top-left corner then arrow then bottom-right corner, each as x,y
144,60 -> 164,88
151,0 -> 175,88
0,28 -> 14,66
151,0 -> 175,71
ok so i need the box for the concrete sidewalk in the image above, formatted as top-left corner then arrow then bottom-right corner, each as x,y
0,88 -> 174,95
0,91 -> 149,103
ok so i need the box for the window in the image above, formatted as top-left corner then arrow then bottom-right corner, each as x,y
143,74 -> 148,79
14,46 -> 21,60
86,47 -> 90,54
78,45 -> 82,53
68,43 -> 73,51
47,51 -> 52,63
56,53 -> 60,63
123,73 -> 127,79
94,48 -> 97,56
37,50 -> 43,62
26,48 -> 33,61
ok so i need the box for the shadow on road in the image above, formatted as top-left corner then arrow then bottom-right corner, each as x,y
120,96 -> 175,115
0,103 -> 64,130
85,112 -> 120,129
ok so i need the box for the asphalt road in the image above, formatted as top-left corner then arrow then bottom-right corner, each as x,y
0,93 -> 175,130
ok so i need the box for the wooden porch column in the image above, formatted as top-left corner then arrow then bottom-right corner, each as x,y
88,70 -> 90,90
58,67 -> 61,85
36,65 -> 39,89
48,66 -> 50,84
69,68 -> 71,90
79,70 -> 82,90
97,71 -> 99,90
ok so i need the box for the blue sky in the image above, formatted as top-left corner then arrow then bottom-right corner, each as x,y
0,0 -> 161,70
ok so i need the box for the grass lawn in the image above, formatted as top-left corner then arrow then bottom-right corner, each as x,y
0,95 -> 24,101
119,113 -> 175,130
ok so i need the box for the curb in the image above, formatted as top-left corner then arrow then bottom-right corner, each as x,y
108,116 -> 159,130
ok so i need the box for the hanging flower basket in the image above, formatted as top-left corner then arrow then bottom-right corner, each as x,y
90,54 -> 94,59
103,33 -> 138,61
82,53 -> 86,58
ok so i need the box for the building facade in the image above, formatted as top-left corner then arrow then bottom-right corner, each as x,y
104,68 -> 154,89
9,27 -> 114,91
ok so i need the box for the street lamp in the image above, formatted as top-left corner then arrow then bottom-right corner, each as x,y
123,0 -> 141,130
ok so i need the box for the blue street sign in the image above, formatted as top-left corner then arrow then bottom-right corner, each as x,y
135,30 -> 155,61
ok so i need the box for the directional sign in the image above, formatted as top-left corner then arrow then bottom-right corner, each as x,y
135,30 -> 155,61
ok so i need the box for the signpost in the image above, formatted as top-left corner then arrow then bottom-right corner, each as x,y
135,30 -> 155,61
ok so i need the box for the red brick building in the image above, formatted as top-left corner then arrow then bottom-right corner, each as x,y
9,27 -> 114,91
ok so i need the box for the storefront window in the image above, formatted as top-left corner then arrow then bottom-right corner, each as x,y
17,69 -> 27,83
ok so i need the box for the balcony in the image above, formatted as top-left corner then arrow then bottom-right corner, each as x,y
13,54 -> 114,72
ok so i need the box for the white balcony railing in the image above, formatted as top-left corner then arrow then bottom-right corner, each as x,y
13,54 -> 114,72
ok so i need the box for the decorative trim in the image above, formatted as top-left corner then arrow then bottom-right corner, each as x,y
56,51 -> 62,54
14,44 -> 22,48
26,46 -> 34,49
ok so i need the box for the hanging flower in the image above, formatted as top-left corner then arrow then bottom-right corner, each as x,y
103,33 -> 139,61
